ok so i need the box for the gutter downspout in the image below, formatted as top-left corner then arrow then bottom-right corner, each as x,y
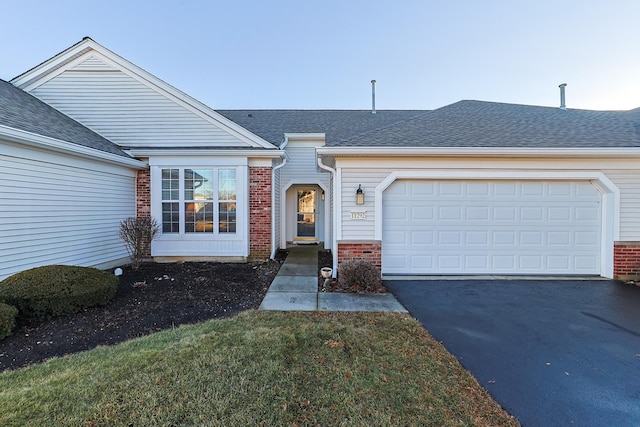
317,155 -> 338,277
270,137 -> 289,259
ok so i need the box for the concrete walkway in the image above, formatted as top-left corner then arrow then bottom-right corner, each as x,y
259,246 -> 407,312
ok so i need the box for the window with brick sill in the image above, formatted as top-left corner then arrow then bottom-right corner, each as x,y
161,168 -> 237,234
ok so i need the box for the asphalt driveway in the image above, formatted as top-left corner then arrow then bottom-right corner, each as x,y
385,278 -> 640,427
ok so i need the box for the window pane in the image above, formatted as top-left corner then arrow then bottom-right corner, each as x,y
219,202 -> 236,233
185,169 -> 213,201
219,169 -> 236,201
185,202 -> 213,233
161,169 -> 179,200
162,202 -> 179,233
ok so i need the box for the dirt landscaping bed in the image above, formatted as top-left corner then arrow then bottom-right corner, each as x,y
0,258 -> 283,372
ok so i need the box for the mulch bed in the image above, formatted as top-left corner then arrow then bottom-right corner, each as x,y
0,257 -> 284,372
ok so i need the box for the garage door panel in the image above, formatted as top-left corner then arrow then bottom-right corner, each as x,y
521,207 -> 544,220
382,180 -> 601,275
466,256 -> 489,269
520,256 -> 542,269
576,207 -> 599,221
522,182 -> 544,196
411,230 -> 434,244
386,205 -> 408,220
466,231 -> 489,245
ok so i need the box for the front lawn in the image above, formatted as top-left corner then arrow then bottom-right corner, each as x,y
0,311 -> 518,426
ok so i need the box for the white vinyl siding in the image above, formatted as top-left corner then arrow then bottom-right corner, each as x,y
29,57 -> 248,148
279,140 -> 331,245
0,141 -> 136,280
603,169 -> 640,241
280,141 -> 330,189
338,160 -> 640,242
339,168 -> 389,240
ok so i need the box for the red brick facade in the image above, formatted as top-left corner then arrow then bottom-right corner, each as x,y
249,166 -> 272,259
136,164 -> 151,218
337,240 -> 382,271
614,242 -> 640,278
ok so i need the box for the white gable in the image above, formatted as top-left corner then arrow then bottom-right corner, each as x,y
12,39 -> 275,150
72,55 -> 118,71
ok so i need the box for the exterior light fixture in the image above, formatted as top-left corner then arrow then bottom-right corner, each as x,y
321,190 -> 325,201
356,184 -> 365,205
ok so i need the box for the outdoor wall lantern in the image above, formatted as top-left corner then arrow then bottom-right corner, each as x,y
356,184 -> 365,205
321,190 -> 325,201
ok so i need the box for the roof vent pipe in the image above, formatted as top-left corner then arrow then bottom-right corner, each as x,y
371,79 -> 376,114
559,83 -> 567,110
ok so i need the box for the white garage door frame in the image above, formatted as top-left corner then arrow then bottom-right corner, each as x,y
374,170 -> 620,278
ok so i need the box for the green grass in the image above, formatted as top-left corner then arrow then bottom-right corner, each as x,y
0,311 -> 519,426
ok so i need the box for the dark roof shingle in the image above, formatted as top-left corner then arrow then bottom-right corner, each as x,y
217,110 -> 427,146
336,100 -> 640,148
0,79 -> 130,157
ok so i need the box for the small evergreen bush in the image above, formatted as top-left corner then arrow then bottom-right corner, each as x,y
338,260 -> 382,292
0,265 -> 118,322
0,302 -> 18,340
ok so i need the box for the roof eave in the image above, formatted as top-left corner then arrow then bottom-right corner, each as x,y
0,124 -> 147,169
125,147 -> 285,158
316,146 -> 640,158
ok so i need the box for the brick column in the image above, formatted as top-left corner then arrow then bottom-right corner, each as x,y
337,240 -> 382,272
134,164 -> 152,259
614,242 -> 640,278
136,163 -> 151,218
249,166 -> 272,260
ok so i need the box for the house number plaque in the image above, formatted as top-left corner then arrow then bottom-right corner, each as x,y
350,211 -> 366,220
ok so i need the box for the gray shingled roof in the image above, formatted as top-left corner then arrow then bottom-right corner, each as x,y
0,79 -> 130,157
217,110 -> 427,146
336,100 -> 640,148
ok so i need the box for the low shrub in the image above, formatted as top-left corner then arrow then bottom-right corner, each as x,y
338,260 -> 383,293
0,265 -> 118,322
0,302 -> 18,339
119,217 -> 160,270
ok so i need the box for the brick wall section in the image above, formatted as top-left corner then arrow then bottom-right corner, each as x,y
337,241 -> 382,272
136,163 -> 151,218
134,164 -> 152,258
249,166 -> 272,260
614,242 -> 640,278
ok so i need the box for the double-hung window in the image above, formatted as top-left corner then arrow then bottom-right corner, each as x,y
160,167 -> 237,234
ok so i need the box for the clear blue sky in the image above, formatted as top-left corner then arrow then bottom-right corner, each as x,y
2,0 -> 639,110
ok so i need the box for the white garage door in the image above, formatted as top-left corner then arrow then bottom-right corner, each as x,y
382,180 -> 602,275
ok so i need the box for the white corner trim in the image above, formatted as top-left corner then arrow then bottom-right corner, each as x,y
373,169 -> 620,278
270,157 -> 287,259
316,157 -> 338,276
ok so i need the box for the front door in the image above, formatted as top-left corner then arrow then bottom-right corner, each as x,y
295,189 -> 317,241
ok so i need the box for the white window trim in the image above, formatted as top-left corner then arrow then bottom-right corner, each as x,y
150,164 -> 247,245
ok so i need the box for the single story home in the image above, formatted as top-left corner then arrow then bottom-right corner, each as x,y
2,37 -> 640,280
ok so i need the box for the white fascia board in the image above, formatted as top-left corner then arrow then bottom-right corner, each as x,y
316,146 -> 640,158
0,124 -> 147,169
126,148 -> 285,159
11,38 -> 276,150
